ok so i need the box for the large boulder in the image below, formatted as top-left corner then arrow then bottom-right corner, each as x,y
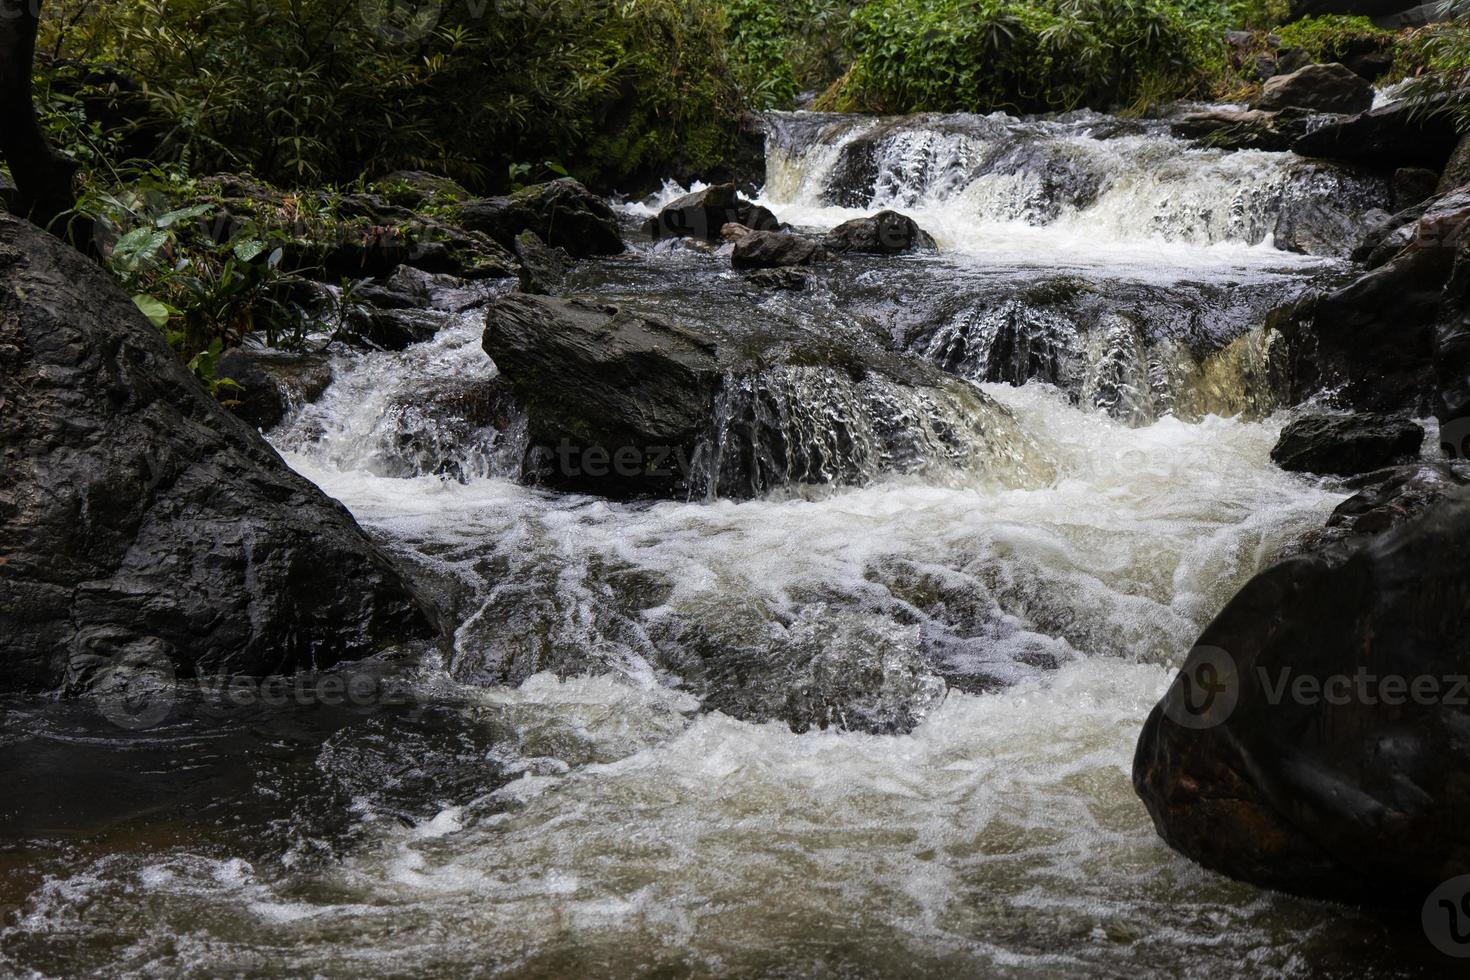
642,183 -> 779,241
0,213 -> 440,693
1269,412 -> 1424,475
730,230 -> 826,269
822,210 -> 937,255
1133,486 -> 1470,902
457,178 -> 624,257
1253,63 -> 1374,114
1292,100 -> 1462,172
483,293 -> 1046,499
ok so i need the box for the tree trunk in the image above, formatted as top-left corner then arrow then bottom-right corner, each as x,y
0,0 -> 81,236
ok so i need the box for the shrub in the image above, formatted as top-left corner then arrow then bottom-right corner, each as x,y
724,0 -> 859,108
37,0 -> 742,193
825,0 -> 1230,115
1275,14 -> 1391,64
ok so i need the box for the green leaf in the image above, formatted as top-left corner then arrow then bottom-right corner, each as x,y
232,238 -> 268,262
131,293 -> 173,329
154,203 -> 212,229
112,227 -> 169,270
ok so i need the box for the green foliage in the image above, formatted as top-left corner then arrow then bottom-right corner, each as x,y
724,0 -> 858,108
73,168 -> 326,388
1400,8 -> 1470,133
1227,0 -> 1288,30
1275,14 -> 1391,63
828,0 -> 1230,115
38,0 -> 741,193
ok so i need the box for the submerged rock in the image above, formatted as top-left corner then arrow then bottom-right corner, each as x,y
1134,486 -> 1470,903
642,182 -> 779,241
730,230 -> 826,269
744,267 -> 808,291
1269,412 -> 1424,475
1252,62 -> 1373,114
0,213 -> 440,693
458,178 -> 624,257
823,210 -> 937,255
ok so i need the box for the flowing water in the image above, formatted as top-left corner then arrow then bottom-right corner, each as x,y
1,111 -> 1453,977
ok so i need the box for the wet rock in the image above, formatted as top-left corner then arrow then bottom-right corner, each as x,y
1343,49 -> 1394,82
458,179 -> 624,257
1391,166 -> 1440,211
1292,100 -> 1462,172
342,306 -> 444,351
720,221 -> 754,242
822,210 -> 937,255
1270,413 -> 1424,475
1282,184 -> 1470,413
215,349 -> 334,432
1172,108 -> 1311,152
642,182 -> 779,241
730,230 -> 826,269
1314,461 -> 1467,546
1271,162 -> 1390,257
379,376 -> 522,483
512,229 -> 570,295
0,212 -> 439,693
1133,485 -> 1470,902
1438,134 -> 1470,194
481,293 -> 1036,499
1253,63 -> 1373,114
745,267 -> 807,291
483,295 -> 723,497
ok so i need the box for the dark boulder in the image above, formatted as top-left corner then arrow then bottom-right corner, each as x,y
1253,63 -> 1374,114
1292,100 -> 1462,172
1271,162 -> 1391,257
512,230 -> 570,295
730,231 -> 826,269
822,210 -> 937,255
1171,108 -> 1312,152
1438,134 -> 1470,194
1270,412 -> 1424,475
1314,461 -> 1467,543
215,348 -> 333,431
0,213 -> 440,693
642,183 -> 779,241
1133,485 -> 1470,902
482,293 -> 1042,499
483,295 -> 722,497
341,306 -> 444,351
1391,166 -> 1440,211
457,178 -> 624,257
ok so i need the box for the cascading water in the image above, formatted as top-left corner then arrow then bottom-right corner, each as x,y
4,111 -> 1441,978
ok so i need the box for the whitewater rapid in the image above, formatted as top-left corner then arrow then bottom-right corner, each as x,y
5,110 -> 1437,979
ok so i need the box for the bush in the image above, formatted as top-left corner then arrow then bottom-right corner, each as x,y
824,0 -> 1230,115
1275,14 -> 1391,64
1399,7 -> 1470,133
37,0 -> 742,193
724,0 -> 859,108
